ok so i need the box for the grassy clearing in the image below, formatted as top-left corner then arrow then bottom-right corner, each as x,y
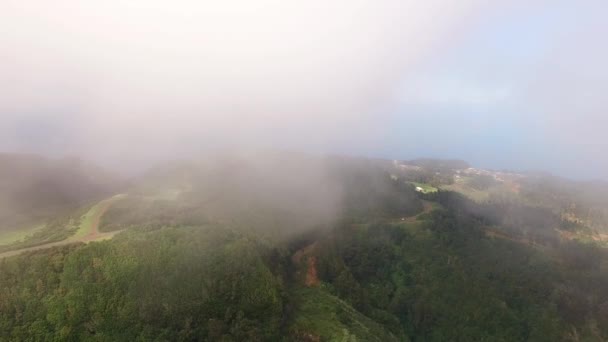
71,195 -> 125,241
0,224 -> 45,245
409,182 -> 438,194
0,195 -> 126,259
70,201 -> 105,240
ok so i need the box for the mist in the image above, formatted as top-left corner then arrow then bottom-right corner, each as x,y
4,3 -> 608,339
1,0 -> 607,178
1,0 -> 481,165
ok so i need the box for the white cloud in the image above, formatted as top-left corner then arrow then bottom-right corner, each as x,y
398,77 -> 511,107
0,0 -> 482,160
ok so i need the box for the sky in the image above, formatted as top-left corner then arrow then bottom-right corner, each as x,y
1,0 -> 607,179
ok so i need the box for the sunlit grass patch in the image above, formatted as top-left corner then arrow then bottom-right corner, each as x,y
409,182 -> 438,193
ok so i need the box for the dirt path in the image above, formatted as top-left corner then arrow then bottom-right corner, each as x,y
0,195 -> 124,259
71,195 -> 124,243
0,239 -> 76,259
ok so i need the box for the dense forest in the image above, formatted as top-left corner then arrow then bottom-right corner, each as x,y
1,154 -> 608,341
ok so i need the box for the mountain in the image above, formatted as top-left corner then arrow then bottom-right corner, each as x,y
1,154 -> 608,341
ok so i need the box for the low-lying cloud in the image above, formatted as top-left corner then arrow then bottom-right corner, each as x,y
0,0 -> 481,165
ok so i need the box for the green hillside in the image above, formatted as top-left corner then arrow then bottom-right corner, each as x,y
1,155 -> 608,341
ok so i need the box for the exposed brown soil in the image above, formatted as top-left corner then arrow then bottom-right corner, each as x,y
79,198 -> 115,243
305,256 -> 320,287
293,241 -> 320,287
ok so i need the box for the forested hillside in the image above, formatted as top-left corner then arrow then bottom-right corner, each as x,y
1,155 -> 608,341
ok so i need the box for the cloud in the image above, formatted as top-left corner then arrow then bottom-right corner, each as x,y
398,77 -> 511,107
0,0 -> 482,164
2,1 -> 606,179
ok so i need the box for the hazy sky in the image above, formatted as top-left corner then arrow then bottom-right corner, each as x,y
1,1 -> 606,179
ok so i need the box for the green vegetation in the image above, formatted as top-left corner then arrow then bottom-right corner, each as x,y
70,203 -> 103,240
409,182 -> 438,194
315,220 -> 561,340
0,224 -> 44,245
2,155 -> 608,340
71,195 -> 125,239
0,226 -> 285,341
0,212 -> 82,254
0,195 -> 126,255
289,287 -> 401,341
99,194 -> 209,233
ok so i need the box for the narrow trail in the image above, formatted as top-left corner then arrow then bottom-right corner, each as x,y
0,195 -> 124,259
